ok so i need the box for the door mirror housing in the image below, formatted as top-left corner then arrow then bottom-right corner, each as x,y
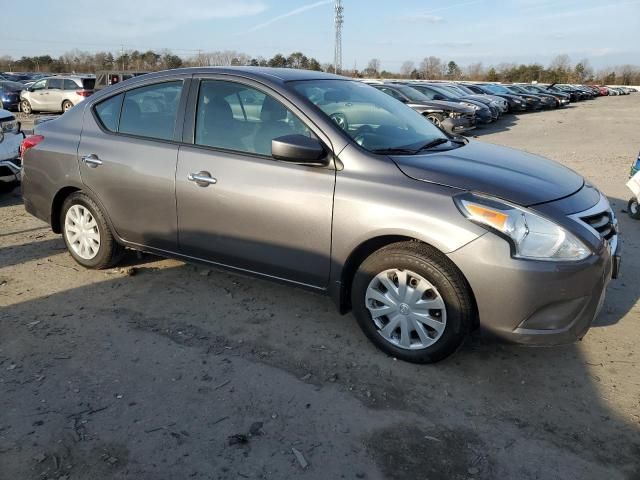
433,94 -> 445,100
272,134 -> 327,166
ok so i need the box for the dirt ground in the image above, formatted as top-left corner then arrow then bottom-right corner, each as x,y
1,96 -> 639,480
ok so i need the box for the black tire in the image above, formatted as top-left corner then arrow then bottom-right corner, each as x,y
628,198 -> 640,220
62,100 -> 73,113
21,100 -> 32,114
351,241 -> 474,363
425,113 -> 444,128
60,192 -> 123,269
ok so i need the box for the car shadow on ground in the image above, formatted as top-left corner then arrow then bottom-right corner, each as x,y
468,114 -> 518,136
1,228 -> 639,479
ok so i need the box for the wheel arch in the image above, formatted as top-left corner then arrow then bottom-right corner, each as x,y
51,186 -> 82,233
335,235 -> 479,330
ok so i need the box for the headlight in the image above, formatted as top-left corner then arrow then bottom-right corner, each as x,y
0,120 -> 18,134
455,193 -> 590,261
512,98 -> 522,104
449,111 -> 463,118
463,102 -> 480,110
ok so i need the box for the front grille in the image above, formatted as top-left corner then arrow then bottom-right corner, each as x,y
580,210 -> 615,240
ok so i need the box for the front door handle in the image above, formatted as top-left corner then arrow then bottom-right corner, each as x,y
82,154 -> 103,168
188,171 -> 217,187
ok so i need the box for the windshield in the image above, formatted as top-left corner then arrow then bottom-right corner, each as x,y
395,85 -> 430,102
484,84 -> 511,94
434,85 -> 463,98
289,79 -> 449,153
454,84 -> 476,95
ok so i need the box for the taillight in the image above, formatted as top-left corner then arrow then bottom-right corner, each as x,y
20,135 -> 45,158
76,90 -> 92,97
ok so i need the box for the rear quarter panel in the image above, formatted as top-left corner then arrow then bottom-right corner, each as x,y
22,107 -> 85,225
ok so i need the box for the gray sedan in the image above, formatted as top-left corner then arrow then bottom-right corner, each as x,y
20,67 -> 620,363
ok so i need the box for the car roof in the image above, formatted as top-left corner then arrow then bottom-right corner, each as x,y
126,67 -> 345,84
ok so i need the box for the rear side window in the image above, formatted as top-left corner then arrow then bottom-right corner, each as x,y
119,81 -> 182,140
47,78 -> 63,89
95,93 -> 124,132
64,79 -> 79,90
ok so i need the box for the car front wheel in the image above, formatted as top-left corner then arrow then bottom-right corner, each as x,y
351,242 -> 474,363
61,192 -> 123,269
21,100 -> 32,114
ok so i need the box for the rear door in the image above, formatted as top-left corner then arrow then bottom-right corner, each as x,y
175,77 -> 335,287
77,77 -> 189,251
44,78 -> 64,111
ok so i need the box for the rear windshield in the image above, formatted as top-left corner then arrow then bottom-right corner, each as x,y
82,78 -> 96,90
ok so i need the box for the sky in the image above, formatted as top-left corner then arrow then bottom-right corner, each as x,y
1,0 -> 638,71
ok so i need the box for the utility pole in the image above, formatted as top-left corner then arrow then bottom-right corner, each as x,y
334,0 -> 344,74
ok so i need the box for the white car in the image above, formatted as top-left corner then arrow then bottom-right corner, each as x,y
0,108 -> 24,191
20,75 -> 95,114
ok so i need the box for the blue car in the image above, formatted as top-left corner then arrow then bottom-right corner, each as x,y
0,81 -> 23,111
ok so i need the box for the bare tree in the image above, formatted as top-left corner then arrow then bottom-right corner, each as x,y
419,56 -> 444,79
400,60 -> 415,78
364,58 -> 381,77
465,62 -> 484,81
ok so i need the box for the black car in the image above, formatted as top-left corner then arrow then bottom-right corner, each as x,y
408,83 -> 494,124
463,84 -> 528,112
545,84 -> 585,102
504,85 -> 557,109
0,81 -> 24,111
372,83 -> 476,134
518,84 -> 571,107
482,84 -> 544,110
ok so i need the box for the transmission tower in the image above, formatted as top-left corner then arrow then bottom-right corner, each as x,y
334,0 -> 344,74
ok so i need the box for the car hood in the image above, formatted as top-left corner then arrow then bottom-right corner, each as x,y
409,100 -> 472,113
391,140 -> 584,206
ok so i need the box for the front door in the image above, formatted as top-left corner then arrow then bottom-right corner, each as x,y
176,78 -> 335,288
27,79 -> 48,111
77,79 -> 187,251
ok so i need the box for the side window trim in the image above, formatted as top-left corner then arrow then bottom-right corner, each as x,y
90,77 -> 192,144
183,76 -> 334,157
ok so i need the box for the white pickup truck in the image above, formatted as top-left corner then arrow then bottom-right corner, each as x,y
0,108 -> 24,191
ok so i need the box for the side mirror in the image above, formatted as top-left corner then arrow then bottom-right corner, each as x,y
272,134 -> 327,166
434,94 -> 445,100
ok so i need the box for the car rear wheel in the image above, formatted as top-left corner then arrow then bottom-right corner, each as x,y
351,241 -> 474,363
61,192 -> 123,269
62,100 -> 73,112
21,100 -> 32,114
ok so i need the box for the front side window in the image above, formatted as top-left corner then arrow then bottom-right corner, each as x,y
119,81 -> 182,140
31,79 -> 46,91
195,80 -> 313,156
290,79 -> 447,153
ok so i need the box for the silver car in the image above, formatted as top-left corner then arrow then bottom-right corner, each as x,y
20,75 -> 95,114
20,67 -> 620,363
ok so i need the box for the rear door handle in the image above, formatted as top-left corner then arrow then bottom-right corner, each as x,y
188,171 -> 217,187
82,154 -> 103,168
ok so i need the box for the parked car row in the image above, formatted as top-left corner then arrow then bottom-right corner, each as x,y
364,80 -> 635,135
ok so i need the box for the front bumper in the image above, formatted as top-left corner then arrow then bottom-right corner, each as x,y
448,231 -> 618,345
441,116 -> 476,135
0,132 -> 24,184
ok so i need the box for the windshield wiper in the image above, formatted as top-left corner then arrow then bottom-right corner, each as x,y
416,138 -> 450,151
371,147 -> 419,155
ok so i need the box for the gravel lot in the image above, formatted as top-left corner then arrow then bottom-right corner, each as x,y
1,96 -> 639,480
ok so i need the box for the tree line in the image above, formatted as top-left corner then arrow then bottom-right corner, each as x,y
1,50 -> 638,85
